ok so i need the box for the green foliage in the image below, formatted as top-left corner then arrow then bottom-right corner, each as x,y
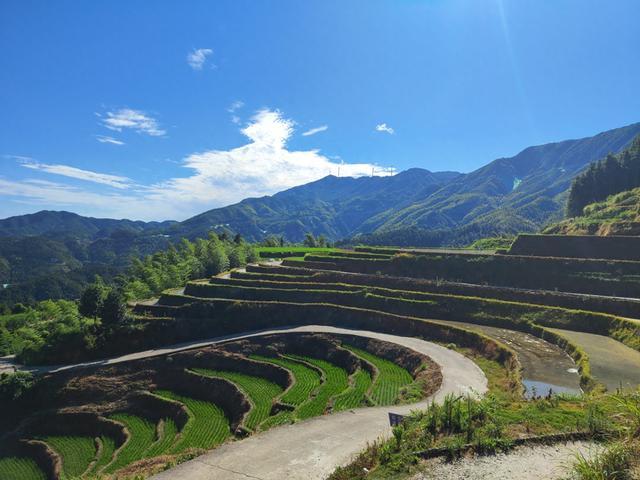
571,442 -> 634,480
468,236 -> 515,250
194,369 -> 283,431
78,278 -> 106,318
105,413 -> 156,473
0,371 -> 35,402
0,457 -> 46,480
42,435 -> 96,478
546,186 -> 640,235
303,233 -> 330,248
567,135 -> 640,217
155,390 -> 230,453
123,235 -> 255,301
99,289 -> 128,332
343,346 -> 413,405
2,300 -> 96,364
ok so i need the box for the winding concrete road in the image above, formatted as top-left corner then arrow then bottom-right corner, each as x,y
1,323 -> 487,479
150,325 -> 487,480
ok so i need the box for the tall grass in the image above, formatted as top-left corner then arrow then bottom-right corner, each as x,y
572,443 -> 632,480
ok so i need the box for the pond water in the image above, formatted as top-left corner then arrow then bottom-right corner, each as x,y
549,328 -> 640,391
437,320 -> 582,398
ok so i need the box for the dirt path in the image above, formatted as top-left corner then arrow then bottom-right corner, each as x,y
550,328 -> 640,390
415,441 -> 603,480
151,325 -> 487,480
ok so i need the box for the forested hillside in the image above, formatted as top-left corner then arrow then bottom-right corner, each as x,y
544,187 -> 640,236
566,134 -> 640,217
353,122 -> 640,245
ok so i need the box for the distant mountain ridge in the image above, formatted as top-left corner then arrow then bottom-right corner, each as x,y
171,168 -> 461,241
2,122 -> 640,247
0,210 -> 175,239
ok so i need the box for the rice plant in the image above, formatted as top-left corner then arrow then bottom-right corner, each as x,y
250,355 -> 321,407
343,346 -> 413,405
87,435 -> 116,475
143,418 -> 178,458
0,457 -> 46,480
104,413 -> 156,473
155,390 -> 230,453
332,368 -> 372,411
193,369 -> 283,430
41,435 -> 96,478
286,355 -> 349,419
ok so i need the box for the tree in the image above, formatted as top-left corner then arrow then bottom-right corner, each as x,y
233,233 -> 243,244
317,235 -> 328,248
205,245 -> 229,275
303,233 -> 318,247
228,247 -> 246,268
78,279 -> 106,318
99,290 -> 127,331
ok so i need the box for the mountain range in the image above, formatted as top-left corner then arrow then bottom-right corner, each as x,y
2,121 -> 640,303
5,122 -> 639,245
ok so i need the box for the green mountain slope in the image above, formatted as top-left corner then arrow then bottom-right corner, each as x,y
566,134 -> 640,217
544,187 -> 640,236
169,169 -> 461,241
358,122 -> 640,245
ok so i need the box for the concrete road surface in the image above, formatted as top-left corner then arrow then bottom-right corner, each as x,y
151,325 -> 487,480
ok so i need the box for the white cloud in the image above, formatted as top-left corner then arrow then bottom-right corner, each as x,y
227,100 -> 244,113
95,135 -> 125,145
144,109 -> 395,215
187,48 -> 213,70
2,109 -> 395,221
375,123 -> 395,135
100,108 -> 166,136
302,125 -> 328,137
2,154 -> 33,162
21,161 -> 132,189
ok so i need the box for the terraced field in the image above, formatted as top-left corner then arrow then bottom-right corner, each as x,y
286,355 -> 349,418
192,369 -> 284,430
9,240 -> 640,479
0,457 -> 46,480
155,390 -> 231,453
87,436 -> 117,475
331,368 -> 372,411
42,435 -> 96,478
251,354 -> 321,408
344,346 -> 414,405
1,336 -> 419,479
104,414 -> 156,473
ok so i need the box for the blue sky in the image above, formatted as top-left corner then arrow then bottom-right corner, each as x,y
1,0 -> 639,221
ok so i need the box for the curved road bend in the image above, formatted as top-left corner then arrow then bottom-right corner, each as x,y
151,325 -> 487,480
